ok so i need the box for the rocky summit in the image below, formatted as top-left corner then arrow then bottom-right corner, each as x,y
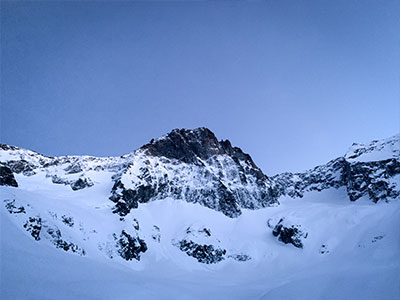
109,128 -> 274,218
1,128 -> 399,300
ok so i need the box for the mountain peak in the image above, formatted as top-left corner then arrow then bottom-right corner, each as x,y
140,127 -> 259,169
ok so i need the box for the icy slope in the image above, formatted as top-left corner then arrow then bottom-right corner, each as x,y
1,129 -> 400,300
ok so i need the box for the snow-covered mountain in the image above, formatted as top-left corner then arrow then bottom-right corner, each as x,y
110,128 -> 277,218
271,134 -> 400,203
1,128 -> 399,300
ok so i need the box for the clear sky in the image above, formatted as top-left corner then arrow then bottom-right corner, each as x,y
1,0 -> 399,175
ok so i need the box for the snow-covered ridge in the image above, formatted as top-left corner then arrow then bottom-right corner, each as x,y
345,134 -> 399,162
0,128 -> 278,219
1,129 -> 400,300
110,128 -> 277,218
0,143 -> 135,172
1,130 -> 399,214
271,134 -> 400,203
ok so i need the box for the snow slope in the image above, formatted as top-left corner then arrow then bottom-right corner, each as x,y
1,129 -> 399,300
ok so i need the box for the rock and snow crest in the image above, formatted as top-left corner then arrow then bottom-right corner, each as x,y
1,129 -> 399,300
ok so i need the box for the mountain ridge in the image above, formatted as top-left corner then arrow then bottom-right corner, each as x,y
1,128 -> 399,215
1,128 -> 399,300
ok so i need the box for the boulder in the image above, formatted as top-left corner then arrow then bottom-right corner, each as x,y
272,218 -> 307,248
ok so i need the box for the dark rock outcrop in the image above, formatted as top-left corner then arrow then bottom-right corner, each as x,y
71,178 -> 94,191
272,218 -> 307,248
114,230 -> 147,261
271,157 -> 400,203
109,180 -> 142,216
177,239 -> 226,264
61,215 -> 74,227
110,128 -> 277,218
5,160 -> 36,176
344,158 -> 400,202
64,163 -> 83,174
51,175 -> 70,185
0,144 -> 20,151
46,226 -> 85,255
142,128 -> 260,169
228,254 -> 251,262
4,199 -> 25,214
23,217 -> 42,241
0,166 -> 18,187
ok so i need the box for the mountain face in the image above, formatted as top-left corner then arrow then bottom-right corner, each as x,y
3,129 -> 397,222
0,128 -> 277,219
271,135 -> 400,203
110,128 -> 275,218
1,129 -> 399,300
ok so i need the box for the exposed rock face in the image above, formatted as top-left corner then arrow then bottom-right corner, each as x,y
49,175 -> 94,191
51,175 -> 70,185
5,160 -> 36,176
4,199 -> 25,214
1,129 -> 399,223
271,135 -> 400,203
71,178 -> 94,191
272,158 -> 400,203
142,128 -> 262,170
272,218 -> 307,248
0,144 -> 19,151
0,166 -> 18,187
46,226 -> 85,255
177,240 -> 226,264
344,158 -> 400,202
142,128 -> 223,164
24,217 -> 42,241
4,199 -> 86,256
64,163 -> 83,174
173,225 -> 228,264
114,230 -> 148,261
61,215 -> 74,227
109,180 -> 150,216
110,128 -> 276,218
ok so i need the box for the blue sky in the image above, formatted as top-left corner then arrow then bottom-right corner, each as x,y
1,0 -> 399,174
